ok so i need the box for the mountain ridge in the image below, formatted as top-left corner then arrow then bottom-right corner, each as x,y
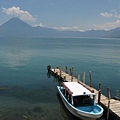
0,17 -> 120,38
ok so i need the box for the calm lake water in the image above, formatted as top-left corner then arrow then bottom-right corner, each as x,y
0,37 -> 120,120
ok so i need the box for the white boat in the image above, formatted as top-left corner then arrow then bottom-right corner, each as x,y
57,82 -> 103,120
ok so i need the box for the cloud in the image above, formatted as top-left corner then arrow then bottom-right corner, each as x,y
100,11 -> 120,19
33,23 -> 44,27
2,6 -> 36,21
53,26 -> 85,32
95,11 -> 120,30
112,10 -> 120,19
93,20 -> 120,30
100,12 -> 113,17
115,14 -> 120,19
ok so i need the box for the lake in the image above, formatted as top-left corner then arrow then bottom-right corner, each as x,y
0,37 -> 120,120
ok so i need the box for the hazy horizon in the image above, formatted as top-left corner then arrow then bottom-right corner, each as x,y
1,0 -> 120,32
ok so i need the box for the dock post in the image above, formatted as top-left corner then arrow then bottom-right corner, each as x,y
107,87 -> 111,120
82,72 -> 86,83
54,67 -> 56,73
71,66 -> 74,74
99,82 -> 102,90
98,90 -> 101,104
77,74 -> 80,82
64,76 -> 66,81
116,90 -> 119,98
98,83 -> 102,104
65,66 -> 68,74
59,65 -> 62,78
71,66 -> 74,82
89,71 -> 92,87
70,68 -> 72,76
75,71 -> 78,78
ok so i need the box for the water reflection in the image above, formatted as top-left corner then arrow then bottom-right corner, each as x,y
57,94 -> 81,120
5,50 -> 32,70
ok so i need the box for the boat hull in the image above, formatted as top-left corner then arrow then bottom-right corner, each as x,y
57,86 -> 103,120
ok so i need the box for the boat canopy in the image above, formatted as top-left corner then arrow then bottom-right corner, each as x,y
61,82 -> 95,96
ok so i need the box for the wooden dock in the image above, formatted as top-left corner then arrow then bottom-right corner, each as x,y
48,66 -> 120,120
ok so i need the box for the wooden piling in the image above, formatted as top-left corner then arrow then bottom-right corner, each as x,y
75,71 -> 78,78
82,72 -> 86,83
77,74 -> 80,81
98,83 -> 102,104
116,90 -> 119,98
89,71 -> 92,87
64,76 -> 66,81
54,67 -> 55,72
65,66 -> 68,74
98,89 -> 102,104
107,87 -> 110,120
70,68 -> 72,76
59,65 -> 62,77
71,66 -> 74,74
99,82 -> 102,90
71,66 -> 74,82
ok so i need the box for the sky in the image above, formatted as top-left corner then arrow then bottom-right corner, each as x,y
1,0 -> 120,31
